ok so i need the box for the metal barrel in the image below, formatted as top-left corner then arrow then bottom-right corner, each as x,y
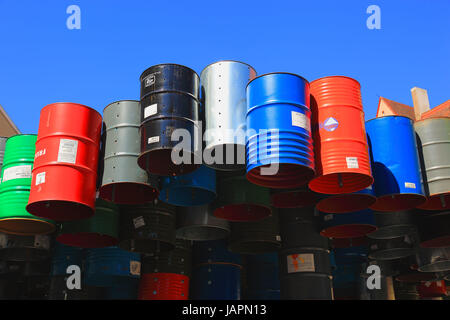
316,185 -> 377,214
213,173 -> 272,221
332,264 -> 362,299
56,198 -> 119,248
246,72 -> 315,189
395,256 -> 438,283
319,209 -> 377,239
279,247 -> 333,300
270,186 -> 323,208
394,281 -> 420,300
366,116 -> 426,211
0,233 -> 51,262
417,210 -> 450,248
159,165 -> 216,207
228,213 -> 281,254
190,263 -> 242,300
48,275 -> 103,300
417,280 -> 447,298
414,118 -> 450,210
118,200 -> 176,254
27,103 -> 102,221
138,64 -> 201,176
84,246 -> 141,287
201,61 -> 257,171
192,239 -> 242,266
99,100 -> 159,204
0,137 -> 7,172
176,204 -> 230,241
138,273 -> 189,300
368,235 -> 416,260
278,207 -> 329,249
416,247 -> 450,272
0,135 -> 55,235
142,239 -> 192,276
333,245 -> 368,265
368,210 -> 417,240
244,253 -> 280,300
50,242 -> 84,276
308,76 -> 373,194
103,280 -> 139,300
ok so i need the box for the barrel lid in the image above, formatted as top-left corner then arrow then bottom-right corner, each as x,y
103,100 -> 140,112
43,102 -> 102,118
246,72 -> 309,88
139,63 -> 200,81
310,75 -> 361,88
201,60 -> 256,74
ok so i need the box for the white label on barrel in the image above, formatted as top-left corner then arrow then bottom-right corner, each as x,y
148,136 -> 159,144
36,172 -> 46,185
291,111 -> 310,132
324,214 -> 333,221
287,253 -> 315,273
405,182 -> 416,189
346,157 -> 359,169
1,165 -> 32,182
57,139 -> 78,164
276,235 -> 281,242
130,261 -> 141,276
144,73 -> 156,87
34,235 -> 50,249
133,216 -> 145,229
144,104 -> 158,118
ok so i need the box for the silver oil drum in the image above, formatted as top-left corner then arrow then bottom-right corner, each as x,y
201,61 -> 257,171
176,204 -> 230,241
0,137 -> 7,174
414,118 -> 450,210
100,100 -> 158,204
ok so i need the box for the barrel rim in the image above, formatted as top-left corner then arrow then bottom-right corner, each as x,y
103,100 -> 140,113
43,102 -> 102,118
246,72 -> 309,88
413,116 -> 450,125
309,75 -> 361,87
139,63 -> 200,81
200,60 -> 256,75
366,114 -> 414,123
5,133 -> 38,141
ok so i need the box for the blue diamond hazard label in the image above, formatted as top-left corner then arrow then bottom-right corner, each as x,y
323,117 -> 339,132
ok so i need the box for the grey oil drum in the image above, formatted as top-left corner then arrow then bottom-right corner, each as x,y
414,118 -> 450,210
176,204 -> 230,241
200,61 -> 257,171
100,100 -> 159,204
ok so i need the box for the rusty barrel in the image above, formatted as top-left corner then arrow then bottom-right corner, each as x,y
246,72 -> 315,189
26,103 -> 102,221
201,60 -> 257,171
366,116 -> 426,211
0,135 -> 55,235
138,64 -> 201,176
414,118 -> 450,210
308,76 -> 373,195
99,100 -> 158,204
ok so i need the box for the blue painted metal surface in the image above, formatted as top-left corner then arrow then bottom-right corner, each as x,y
51,242 -> 84,276
245,253 -> 280,300
103,280 -> 139,300
320,209 -> 377,239
332,264 -> 362,289
159,165 -> 216,207
334,245 -> 368,265
190,264 -> 241,300
193,239 -> 242,266
245,73 -> 314,188
366,116 -> 425,210
84,246 -> 141,287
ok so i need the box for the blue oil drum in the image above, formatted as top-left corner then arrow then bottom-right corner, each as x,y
320,209 -> 377,239
244,253 -> 280,300
246,73 -> 315,189
332,264 -> 362,289
193,239 -> 242,266
366,116 -> 426,211
334,245 -> 368,265
159,165 -> 216,207
103,280 -> 139,300
190,263 -> 241,300
84,246 -> 141,287
51,242 -> 84,276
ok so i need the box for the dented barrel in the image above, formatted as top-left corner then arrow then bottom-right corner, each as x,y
246,73 -> 315,189
100,100 -> 158,204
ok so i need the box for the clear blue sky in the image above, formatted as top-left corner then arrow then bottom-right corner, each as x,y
0,0 -> 448,134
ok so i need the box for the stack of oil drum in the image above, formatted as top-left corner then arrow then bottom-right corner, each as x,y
0,60 -> 448,300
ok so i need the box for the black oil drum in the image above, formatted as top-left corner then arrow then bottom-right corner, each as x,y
118,200 -> 176,254
368,235 -> 416,261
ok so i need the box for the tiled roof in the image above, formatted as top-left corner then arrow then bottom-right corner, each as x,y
421,100 -> 450,119
377,97 -> 415,120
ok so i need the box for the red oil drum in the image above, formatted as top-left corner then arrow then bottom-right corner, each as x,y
138,273 -> 189,300
26,103 -> 102,221
308,76 -> 373,195
417,280 -> 447,298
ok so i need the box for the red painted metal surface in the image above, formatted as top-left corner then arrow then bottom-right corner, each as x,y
308,76 -> 373,195
417,280 -> 447,298
26,103 -> 102,221
317,193 -> 376,214
138,273 -> 189,300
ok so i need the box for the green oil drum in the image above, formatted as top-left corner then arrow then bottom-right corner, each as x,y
56,198 -> 119,248
0,135 -> 55,235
